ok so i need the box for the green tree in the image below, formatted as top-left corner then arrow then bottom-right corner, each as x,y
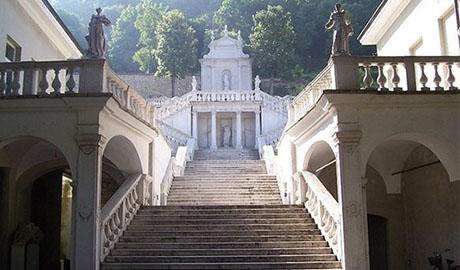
250,5 -> 295,94
155,10 -> 197,96
56,9 -> 86,48
134,0 -> 166,73
108,5 -> 140,73
213,0 -> 266,40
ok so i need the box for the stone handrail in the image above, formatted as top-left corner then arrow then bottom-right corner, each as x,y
159,158 -> 175,205
0,59 -> 156,126
260,145 -> 289,204
290,62 -> 333,125
100,174 -> 152,261
156,119 -> 193,152
151,92 -> 195,120
294,171 -> 341,260
192,90 -> 258,102
256,90 -> 290,117
105,66 -> 155,126
289,55 -> 460,126
259,126 -> 284,148
356,55 -> 460,91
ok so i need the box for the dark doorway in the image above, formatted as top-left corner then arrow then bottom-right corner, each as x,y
368,214 -> 389,270
31,170 -> 63,270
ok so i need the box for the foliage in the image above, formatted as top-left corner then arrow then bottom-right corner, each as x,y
155,10 -> 197,95
133,0 -> 166,73
56,9 -> 87,48
108,5 -> 140,73
250,5 -> 295,93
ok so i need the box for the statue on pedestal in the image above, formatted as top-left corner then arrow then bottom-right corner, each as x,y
192,76 -> 198,91
223,126 -> 232,147
325,4 -> 354,56
223,72 -> 231,90
85,8 -> 111,58
254,75 -> 261,91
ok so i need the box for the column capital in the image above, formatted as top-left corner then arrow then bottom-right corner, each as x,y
75,134 -> 107,155
332,130 -> 362,148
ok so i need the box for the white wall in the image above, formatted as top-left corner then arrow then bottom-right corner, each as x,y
0,0 -> 81,61
376,0 -> 459,55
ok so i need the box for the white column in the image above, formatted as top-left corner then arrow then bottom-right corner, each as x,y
72,134 -> 104,270
254,111 -> 260,148
210,111 -> 217,149
334,130 -> 369,270
192,111 -> 198,149
236,112 -> 242,149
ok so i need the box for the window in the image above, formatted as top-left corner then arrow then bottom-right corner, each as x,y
438,6 -> 460,55
3,36 -> 21,94
5,36 -> 21,62
409,38 -> 423,56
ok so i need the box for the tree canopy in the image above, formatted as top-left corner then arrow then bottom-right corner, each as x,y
250,5 -> 295,94
52,0 -> 379,90
155,10 -> 197,96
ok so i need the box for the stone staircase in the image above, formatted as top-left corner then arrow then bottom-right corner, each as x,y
101,152 -> 341,269
193,148 -> 260,160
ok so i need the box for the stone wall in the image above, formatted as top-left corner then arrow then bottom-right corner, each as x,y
119,74 -> 199,98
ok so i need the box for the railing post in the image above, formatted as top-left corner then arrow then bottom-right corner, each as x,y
22,68 -> 35,95
330,56 -> 359,90
404,58 -> 417,91
79,59 -> 107,93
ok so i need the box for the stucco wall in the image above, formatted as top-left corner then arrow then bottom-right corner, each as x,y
119,74 -> 196,98
402,145 -> 459,270
0,0 -> 73,61
377,0 -> 459,56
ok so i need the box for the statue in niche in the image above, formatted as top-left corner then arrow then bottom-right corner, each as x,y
223,126 -> 232,147
192,76 -> 198,91
254,75 -> 261,91
85,8 -> 111,58
223,72 -> 231,90
325,4 -> 353,56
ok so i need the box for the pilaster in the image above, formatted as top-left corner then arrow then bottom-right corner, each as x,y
72,133 -> 105,270
333,129 -> 369,270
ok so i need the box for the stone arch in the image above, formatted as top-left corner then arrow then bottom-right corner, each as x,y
363,132 -> 459,183
302,140 -> 338,200
363,135 -> 460,270
102,135 -> 143,176
0,136 -> 74,269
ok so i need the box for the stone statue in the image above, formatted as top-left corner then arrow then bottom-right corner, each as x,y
223,126 -> 231,147
325,4 -> 354,56
223,25 -> 229,37
192,76 -> 198,91
254,75 -> 261,91
223,72 -> 231,90
85,8 -> 111,58
237,30 -> 243,42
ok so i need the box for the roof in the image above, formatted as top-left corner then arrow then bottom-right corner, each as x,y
358,0 -> 388,41
41,0 -> 84,54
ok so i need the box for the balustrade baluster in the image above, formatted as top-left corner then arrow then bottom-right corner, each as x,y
391,63 -> 402,91
377,63 -> 388,91
11,69 -> 21,95
0,71 -> 6,95
51,68 -> 62,94
66,68 -> 76,93
362,63 -> 373,89
419,63 -> 429,91
447,63 -> 458,90
432,63 -> 443,91
38,68 -> 49,94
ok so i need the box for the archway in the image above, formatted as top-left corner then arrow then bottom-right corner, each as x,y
303,141 -> 338,200
0,136 -> 73,270
365,139 -> 460,270
101,135 -> 143,206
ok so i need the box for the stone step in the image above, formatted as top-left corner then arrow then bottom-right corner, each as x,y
166,200 -> 282,205
127,223 -> 318,231
101,262 -> 341,269
105,254 -> 337,263
135,212 -> 310,219
110,247 -> 333,256
119,235 -> 324,243
123,229 -> 320,237
114,240 -> 329,250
